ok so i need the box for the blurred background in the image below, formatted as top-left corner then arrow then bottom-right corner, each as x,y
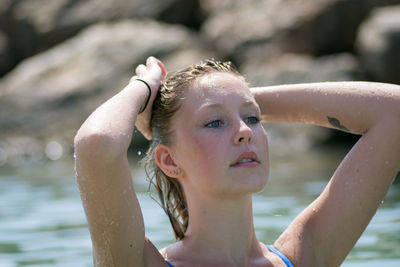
0,0 -> 400,266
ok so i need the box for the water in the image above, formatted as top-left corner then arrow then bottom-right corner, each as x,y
0,149 -> 399,266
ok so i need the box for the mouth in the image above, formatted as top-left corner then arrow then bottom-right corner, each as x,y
230,151 -> 260,167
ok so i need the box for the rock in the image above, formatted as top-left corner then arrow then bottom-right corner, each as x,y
201,0 -> 308,57
0,20 -> 214,153
157,0 -> 205,30
0,31 -> 15,77
356,5 -> 400,84
200,0 -> 400,60
263,122 -> 337,156
240,53 -> 363,87
0,0 -> 13,23
0,1 -> 17,75
1,0 -> 203,64
239,52 -> 364,151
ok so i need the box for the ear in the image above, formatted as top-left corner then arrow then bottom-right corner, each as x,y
154,144 -> 183,179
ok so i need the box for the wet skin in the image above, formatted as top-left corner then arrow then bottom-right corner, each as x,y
169,72 -> 270,198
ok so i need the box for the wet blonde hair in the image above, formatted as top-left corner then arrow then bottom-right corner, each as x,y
142,59 -> 242,240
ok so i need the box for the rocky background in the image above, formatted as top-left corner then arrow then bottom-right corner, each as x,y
1,0 -> 400,166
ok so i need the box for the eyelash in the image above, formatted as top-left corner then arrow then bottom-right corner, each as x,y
245,116 -> 260,124
205,120 -> 223,128
205,116 -> 260,128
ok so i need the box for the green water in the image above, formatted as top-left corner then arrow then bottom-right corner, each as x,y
0,149 -> 399,266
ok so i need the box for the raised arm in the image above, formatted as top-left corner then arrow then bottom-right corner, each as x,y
74,57 -> 166,266
252,82 -> 400,266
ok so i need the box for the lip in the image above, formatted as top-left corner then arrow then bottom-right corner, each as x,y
230,151 -> 260,167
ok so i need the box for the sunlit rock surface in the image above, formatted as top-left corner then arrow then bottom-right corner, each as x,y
0,20 -> 213,164
356,5 -> 400,83
1,0 -> 399,165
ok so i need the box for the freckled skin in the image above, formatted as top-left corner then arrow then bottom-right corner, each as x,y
75,55 -> 400,267
170,72 -> 269,198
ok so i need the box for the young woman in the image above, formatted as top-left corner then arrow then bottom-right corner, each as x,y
74,56 -> 400,267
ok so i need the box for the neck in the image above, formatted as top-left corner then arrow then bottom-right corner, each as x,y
181,192 -> 264,265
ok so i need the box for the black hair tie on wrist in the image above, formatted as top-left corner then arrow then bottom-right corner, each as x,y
135,78 -> 152,114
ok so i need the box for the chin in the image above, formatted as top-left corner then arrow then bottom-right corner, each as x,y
251,176 -> 269,193
233,172 -> 269,194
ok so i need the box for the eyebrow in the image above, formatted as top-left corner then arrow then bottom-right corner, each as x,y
199,100 -> 259,111
199,100 -> 260,114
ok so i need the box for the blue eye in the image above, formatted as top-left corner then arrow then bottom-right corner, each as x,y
245,116 -> 260,124
205,120 -> 222,128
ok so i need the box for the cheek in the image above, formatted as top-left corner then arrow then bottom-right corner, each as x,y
259,128 -> 268,150
194,134 -> 222,164
179,132 -> 225,175
254,127 -> 269,165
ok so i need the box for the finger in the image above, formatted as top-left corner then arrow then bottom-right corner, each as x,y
157,60 -> 167,77
147,57 -> 167,76
146,56 -> 156,67
135,64 -> 146,76
146,57 -> 159,72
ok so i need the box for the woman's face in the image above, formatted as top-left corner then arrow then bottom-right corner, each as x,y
170,72 -> 269,197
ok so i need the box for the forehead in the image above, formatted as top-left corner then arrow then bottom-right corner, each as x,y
170,71 -> 256,140
187,72 -> 253,103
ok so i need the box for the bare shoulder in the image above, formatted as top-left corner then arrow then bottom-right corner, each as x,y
273,208 -> 317,266
159,241 -> 184,261
274,118 -> 400,266
143,237 -> 171,267
158,241 -> 216,266
159,241 -> 290,267
157,241 -> 187,267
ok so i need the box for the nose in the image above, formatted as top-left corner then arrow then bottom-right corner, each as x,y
233,120 -> 253,145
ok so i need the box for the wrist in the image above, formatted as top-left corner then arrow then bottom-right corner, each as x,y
132,79 -> 152,114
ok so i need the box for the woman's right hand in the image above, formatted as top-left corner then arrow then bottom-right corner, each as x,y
74,56 -> 167,266
133,56 -> 167,140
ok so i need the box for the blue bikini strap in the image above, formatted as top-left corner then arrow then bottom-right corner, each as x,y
166,246 -> 294,267
266,245 -> 294,267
